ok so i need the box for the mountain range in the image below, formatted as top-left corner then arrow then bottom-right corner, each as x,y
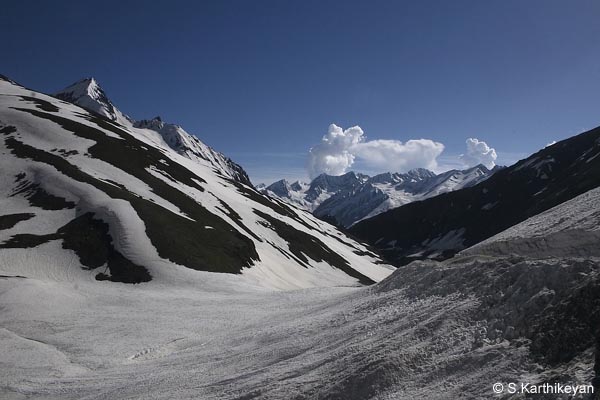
261,165 -> 500,227
2,74 -> 600,399
0,75 -> 393,290
350,124 -> 600,265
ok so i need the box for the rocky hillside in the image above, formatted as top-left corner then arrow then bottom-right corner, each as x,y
350,126 -> 600,265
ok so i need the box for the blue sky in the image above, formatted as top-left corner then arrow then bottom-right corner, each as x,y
3,0 -> 600,183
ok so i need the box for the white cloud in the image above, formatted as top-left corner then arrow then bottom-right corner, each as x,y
307,124 -> 362,178
354,139 -> 444,172
459,138 -> 497,169
307,124 -> 445,178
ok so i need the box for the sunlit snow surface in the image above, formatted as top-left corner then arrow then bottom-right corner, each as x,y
1,78 -> 598,399
2,236 -> 598,399
0,79 -> 393,290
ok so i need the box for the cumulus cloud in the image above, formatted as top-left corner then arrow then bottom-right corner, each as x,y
307,124 -> 445,178
354,139 -> 444,172
307,124 -> 363,178
459,138 -> 497,169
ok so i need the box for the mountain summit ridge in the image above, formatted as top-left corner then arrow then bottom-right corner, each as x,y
54,77 -> 131,125
54,78 -> 251,185
260,164 -> 500,227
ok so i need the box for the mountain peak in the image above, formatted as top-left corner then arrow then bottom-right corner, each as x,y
312,171 -> 367,185
475,163 -> 490,172
80,76 -> 98,85
54,77 -> 129,124
265,179 -> 292,197
58,77 -> 101,99
50,77 -> 252,186
406,168 -> 436,179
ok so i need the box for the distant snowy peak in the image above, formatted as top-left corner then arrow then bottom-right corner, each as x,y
265,179 -> 294,198
308,171 -> 368,196
262,166 -> 499,226
261,172 -> 367,212
262,179 -> 312,210
406,168 -> 438,180
314,165 -> 499,227
54,78 -> 131,125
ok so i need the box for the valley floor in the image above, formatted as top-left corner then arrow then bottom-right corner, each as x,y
2,254 -> 597,399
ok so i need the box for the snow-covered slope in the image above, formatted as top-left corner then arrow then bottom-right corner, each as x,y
262,166 -> 498,227
463,185 -> 600,258
2,75 -> 599,400
54,78 -> 132,126
372,249 -> 600,399
0,76 -> 393,290
351,127 -> 600,265
2,175 -> 598,399
55,78 -> 252,185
